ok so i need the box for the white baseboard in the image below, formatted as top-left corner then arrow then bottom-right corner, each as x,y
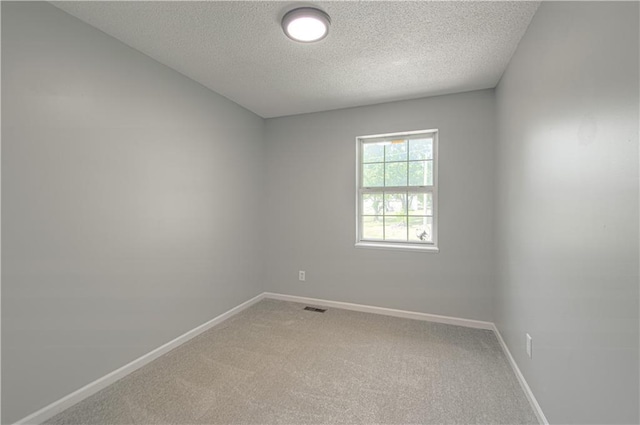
492,324 -> 548,425
13,292 -> 266,425
265,292 -> 546,424
14,291 -> 546,425
263,292 -> 494,330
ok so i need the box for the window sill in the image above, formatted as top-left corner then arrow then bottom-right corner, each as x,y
355,242 -> 440,253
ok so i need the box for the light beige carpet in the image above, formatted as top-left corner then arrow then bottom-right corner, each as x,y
47,299 -> 538,424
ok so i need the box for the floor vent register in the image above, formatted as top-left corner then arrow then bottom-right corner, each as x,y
303,306 -> 327,313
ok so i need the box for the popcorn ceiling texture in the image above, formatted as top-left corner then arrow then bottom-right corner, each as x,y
46,299 -> 537,424
52,1 -> 539,118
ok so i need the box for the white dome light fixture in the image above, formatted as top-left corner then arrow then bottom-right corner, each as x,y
282,7 -> 331,43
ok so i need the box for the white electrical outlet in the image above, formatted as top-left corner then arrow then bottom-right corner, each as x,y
526,333 -> 532,358
298,271 -> 306,281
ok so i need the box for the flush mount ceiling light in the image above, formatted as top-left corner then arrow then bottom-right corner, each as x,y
282,7 -> 331,43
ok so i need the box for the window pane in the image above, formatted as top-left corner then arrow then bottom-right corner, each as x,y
409,138 -> 433,160
385,162 -> 407,186
409,216 -> 433,242
408,193 -> 433,216
363,143 -> 384,163
385,140 -> 407,162
384,216 -> 408,241
362,216 -> 383,240
384,192 -> 406,216
408,160 -> 433,186
358,131 -> 436,248
362,193 -> 383,215
363,163 -> 384,187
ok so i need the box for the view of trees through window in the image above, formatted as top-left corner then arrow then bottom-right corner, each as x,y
359,136 -> 435,243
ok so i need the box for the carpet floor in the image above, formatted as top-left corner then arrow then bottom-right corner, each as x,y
46,299 -> 538,424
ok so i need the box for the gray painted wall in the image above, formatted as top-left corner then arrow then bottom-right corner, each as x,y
494,2 -> 639,424
264,90 -> 496,321
1,2 -> 264,422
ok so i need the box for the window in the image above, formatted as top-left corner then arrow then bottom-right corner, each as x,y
356,129 -> 438,252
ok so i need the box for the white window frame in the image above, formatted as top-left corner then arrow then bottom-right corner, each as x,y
355,129 -> 439,252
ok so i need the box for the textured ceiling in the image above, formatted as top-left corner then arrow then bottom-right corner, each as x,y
52,1 -> 540,118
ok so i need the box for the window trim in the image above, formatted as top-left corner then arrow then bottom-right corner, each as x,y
355,129 -> 439,252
